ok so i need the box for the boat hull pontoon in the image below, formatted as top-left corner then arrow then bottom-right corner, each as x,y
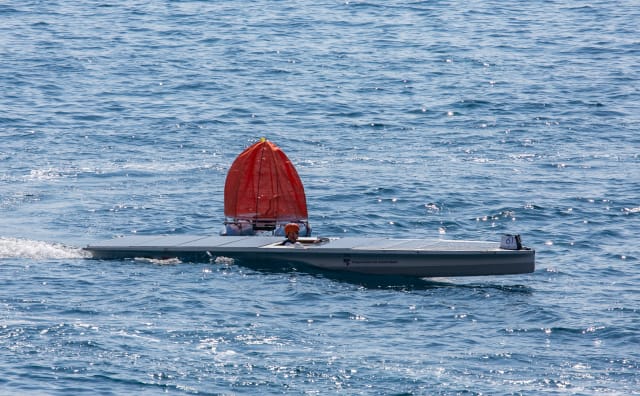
85,235 -> 535,277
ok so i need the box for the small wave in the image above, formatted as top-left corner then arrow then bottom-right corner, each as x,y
134,257 -> 182,265
0,237 -> 89,259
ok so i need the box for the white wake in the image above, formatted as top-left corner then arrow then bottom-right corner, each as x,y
0,237 -> 90,259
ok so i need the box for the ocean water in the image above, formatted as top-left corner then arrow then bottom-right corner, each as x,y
1,0 -> 639,394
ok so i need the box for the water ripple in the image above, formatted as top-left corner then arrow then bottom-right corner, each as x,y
1,0 -> 639,394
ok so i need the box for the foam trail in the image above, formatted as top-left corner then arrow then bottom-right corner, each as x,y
134,257 -> 182,265
0,237 -> 90,259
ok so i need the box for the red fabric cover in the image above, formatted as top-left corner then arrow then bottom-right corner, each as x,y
224,139 -> 308,222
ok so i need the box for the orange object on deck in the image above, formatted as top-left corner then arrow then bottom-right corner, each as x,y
224,139 -> 308,230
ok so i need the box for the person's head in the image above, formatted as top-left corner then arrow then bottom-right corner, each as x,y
284,223 -> 300,241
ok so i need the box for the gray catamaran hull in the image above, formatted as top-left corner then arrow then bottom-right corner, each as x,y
85,235 -> 535,277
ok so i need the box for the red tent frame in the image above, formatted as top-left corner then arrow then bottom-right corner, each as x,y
224,139 -> 309,233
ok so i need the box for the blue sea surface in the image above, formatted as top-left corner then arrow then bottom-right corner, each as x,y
1,0 -> 639,394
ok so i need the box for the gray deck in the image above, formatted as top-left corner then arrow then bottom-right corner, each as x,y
85,235 -> 535,277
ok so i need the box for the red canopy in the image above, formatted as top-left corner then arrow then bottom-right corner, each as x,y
224,139 -> 308,224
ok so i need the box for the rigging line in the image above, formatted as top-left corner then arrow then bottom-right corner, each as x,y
254,141 -> 266,222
